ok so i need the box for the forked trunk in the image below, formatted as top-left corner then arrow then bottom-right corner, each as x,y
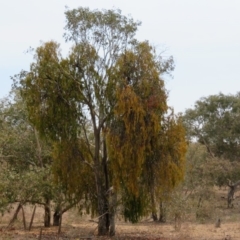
227,180 -> 240,208
53,209 -> 61,226
152,212 -> 158,221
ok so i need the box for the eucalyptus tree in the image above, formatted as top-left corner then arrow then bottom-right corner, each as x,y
15,7 -> 186,235
183,93 -> 240,206
183,93 -> 240,161
107,43 -> 186,221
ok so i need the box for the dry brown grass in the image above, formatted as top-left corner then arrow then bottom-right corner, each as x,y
1,187 -> 240,239
1,218 -> 240,240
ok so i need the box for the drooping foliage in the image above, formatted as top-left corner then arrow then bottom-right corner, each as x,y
107,42 -> 186,221
122,190 -> 149,223
107,42 -> 167,190
155,114 -> 187,190
14,7 -> 187,235
0,92 -> 92,226
52,138 -> 95,199
19,42 -> 81,141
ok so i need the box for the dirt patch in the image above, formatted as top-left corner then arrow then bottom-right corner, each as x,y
0,218 -> 240,239
0,204 -> 240,239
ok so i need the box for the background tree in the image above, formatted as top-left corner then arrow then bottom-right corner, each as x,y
183,92 -> 240,207
0,92 -> 85,227
14,7 -> 186,236
0,92 -> 53,226
183,92 -> 240,161
160,142 -> 223,227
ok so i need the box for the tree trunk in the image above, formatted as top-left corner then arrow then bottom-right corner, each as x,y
53,201 -> 80,227
21,205 -> 26,230
94,158 -> 108,235
227,180 -> 240,208
102,138 -> 110,232
228,186 -> 235,208
150,186 -> 157,221
159,201 -> 166,222
95,171 -> 108,236
152,212 -> 158,221
93,128 -> 109,236
44,198 -> 51,227
53,209 -> 61,226
57,211 -> 62,235
109,190 -> 117,236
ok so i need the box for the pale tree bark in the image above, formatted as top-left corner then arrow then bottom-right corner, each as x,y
159,200 -> 166,222
35,128 -> 52,227
150,186 -> 158,221
227,180 -> 240,208
102,137 -> 110,232
34,128 -> 43,168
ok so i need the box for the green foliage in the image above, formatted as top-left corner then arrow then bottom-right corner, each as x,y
183,92 -> 240,187
0,163 -> 52,211
184,143 -> 213,188
13,7 -> 187,232
0,92 -> 82,219
183,92 -> 240,161
106,42 -> 184,195
107,42 -> 187,221
161,143 -> 218,225
123,191 -> 149,223
156,114 -> 187,190
0,93 -> 53,213
0,93 -> 50,169
64,8 -> 140,47
18,41 -> 81,141
52,139 -> 96,207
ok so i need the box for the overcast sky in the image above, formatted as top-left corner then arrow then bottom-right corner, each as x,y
1,0 -> 240,113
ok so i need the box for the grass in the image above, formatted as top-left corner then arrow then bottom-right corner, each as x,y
0,187 -> 240,239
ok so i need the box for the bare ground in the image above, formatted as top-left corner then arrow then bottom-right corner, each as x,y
1,188 -> 240,240
0,219 -> 240,240
0,205 -> 240,240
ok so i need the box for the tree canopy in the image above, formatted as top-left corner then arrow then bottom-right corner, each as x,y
183,92 -> 240,187
13,7 -> 187,235
183,92 -> 240,161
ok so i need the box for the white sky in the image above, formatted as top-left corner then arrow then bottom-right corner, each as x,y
1,0 -> 240,113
